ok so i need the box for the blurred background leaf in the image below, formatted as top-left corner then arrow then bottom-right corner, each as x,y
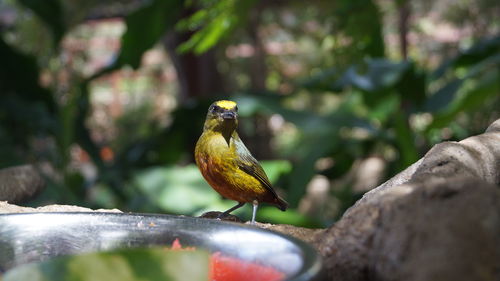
176,0 -> 258,54
4,247 -> 210,281
18,0 -> 65,46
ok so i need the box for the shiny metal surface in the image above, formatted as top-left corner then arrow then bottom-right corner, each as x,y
0,212 -> 322,280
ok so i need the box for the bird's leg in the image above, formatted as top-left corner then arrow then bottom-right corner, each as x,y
218,202 -> 245,219
251,200 -> 259,224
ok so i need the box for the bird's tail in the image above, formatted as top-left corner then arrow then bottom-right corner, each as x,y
275,196 -> 288,211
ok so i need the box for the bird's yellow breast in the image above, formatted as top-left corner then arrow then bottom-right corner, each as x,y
195,132 -> 267,203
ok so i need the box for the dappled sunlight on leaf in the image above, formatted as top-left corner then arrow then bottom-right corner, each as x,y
134,165 -> 220,214
133,161 -> 291,216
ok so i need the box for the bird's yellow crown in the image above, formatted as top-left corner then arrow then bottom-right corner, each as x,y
214,100 -> 237,110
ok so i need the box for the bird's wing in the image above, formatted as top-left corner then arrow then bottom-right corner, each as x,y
233,137 -> 279,199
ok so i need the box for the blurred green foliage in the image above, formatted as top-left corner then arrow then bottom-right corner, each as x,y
4,247 -> 210,281
0,0 -> 498,228
176,0 -> 257,54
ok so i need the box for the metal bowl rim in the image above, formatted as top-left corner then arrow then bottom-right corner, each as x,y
0,212 -> 322,281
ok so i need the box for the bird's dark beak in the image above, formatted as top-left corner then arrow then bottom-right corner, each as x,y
222,111 -> 236,120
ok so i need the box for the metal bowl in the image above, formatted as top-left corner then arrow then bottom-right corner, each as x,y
0,212 -> 322,280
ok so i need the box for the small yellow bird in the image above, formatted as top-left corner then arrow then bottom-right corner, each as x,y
195,100 -> 288,223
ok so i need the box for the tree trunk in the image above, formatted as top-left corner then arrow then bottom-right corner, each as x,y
398,1 -> 410,59
163,23 -> 225,103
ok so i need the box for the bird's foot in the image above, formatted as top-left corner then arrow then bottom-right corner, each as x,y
198,211 -> 243,223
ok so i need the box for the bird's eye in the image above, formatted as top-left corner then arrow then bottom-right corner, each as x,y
235,105 -> 238,111
211,105 -> 220,112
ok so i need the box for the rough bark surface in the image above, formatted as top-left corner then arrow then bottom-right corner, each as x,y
0,119 -> 499,281
0,165 -> 45,203
266,118 -> 500,281
257,223 -> 325,248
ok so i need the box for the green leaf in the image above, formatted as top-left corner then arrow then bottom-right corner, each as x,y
4,248 -> 210,281
333,0 -> 385,57
133,165 -> 219,214
234,94 -> 333,133
119,0 -> 184,68
133,160 -> 291,215
301,67 -> 342,92
0,36 -> 57,150
328,59 -> 412,108
18,0 -> 65,46
368,94 -> 400,123
424,78 -> 464,112
393,109 -> 418,168
302,59 -> 413,105
432,34 -> 500,80
339,60 -> 409,92
177,0 -> 257,54
260,160 -> 292,183
257,207 -> 324,227
91,0 -> 184,78
395,62 -> 427,107
0,36 -> 56,112
427,70 -> 499,131
425,53 -> 500,113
